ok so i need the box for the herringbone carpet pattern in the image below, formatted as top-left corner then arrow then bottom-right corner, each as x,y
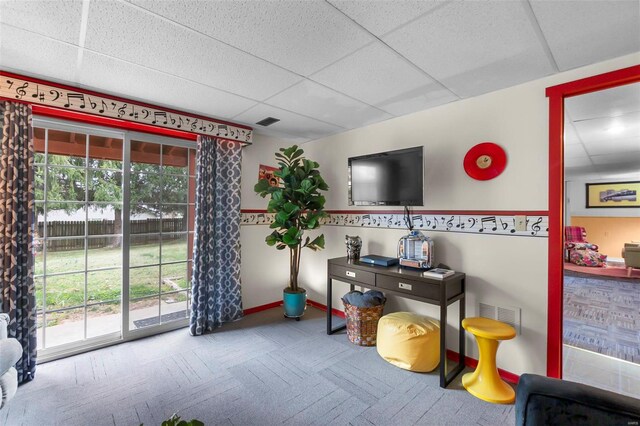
3,307 -> 515,426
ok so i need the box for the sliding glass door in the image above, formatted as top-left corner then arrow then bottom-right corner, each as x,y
33,118 -> 195,359
127,139 -> 195,332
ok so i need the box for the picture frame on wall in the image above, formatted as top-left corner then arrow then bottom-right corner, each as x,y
585,181 -> 640,208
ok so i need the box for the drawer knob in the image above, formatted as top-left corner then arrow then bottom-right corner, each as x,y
398,282 -> 412,291
346,271 -> 356,278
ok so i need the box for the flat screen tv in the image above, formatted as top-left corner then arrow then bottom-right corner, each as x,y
348,146 -> 423,206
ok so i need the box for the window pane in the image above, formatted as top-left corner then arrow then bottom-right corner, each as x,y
130,173 -> 161,204
35,202 -> 45,238
35,277 -> 44,311
87,237 -> 122,270
45,203 -> 85,237
47,129 -> 86,166
46,273 -> 85,311
189,149 -> 196,176
34,166 -> 45,201
162,205 -> 187,232
88,170 -> 122,203
162,235 -> 188,263
130,266 -> 159,298
162,175 -> 188,203
162,263 -> 189,291
45,307 -> 84,347
45,239 -> 85,274
37,312 -> 44,350
87,301 -> 121,339
46,167 -> 86,202
34,239 -> 44,275
162,145 -> 188,175
130,296 -> 159,330
130,235 -> 160,266
34,127 -> 45,163
161,291 -> 188,323
87,269 -> 121,304
131,140 -> 160,174
88,204 -> 123,236
188,176 -> 195,204
89,135 -> 123,169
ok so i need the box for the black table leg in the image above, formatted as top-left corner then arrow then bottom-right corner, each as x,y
439,289 -> 447,388
326,276 -> 347,334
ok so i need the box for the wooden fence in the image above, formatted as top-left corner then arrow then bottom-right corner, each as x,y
37,218 -> 187,252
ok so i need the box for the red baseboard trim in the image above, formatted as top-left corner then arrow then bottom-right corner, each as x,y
306,299 -> 346,319
446,349 -> 520,384
243,301 -> 282,315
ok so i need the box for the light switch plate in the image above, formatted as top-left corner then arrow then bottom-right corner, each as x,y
515,215 -> 527,232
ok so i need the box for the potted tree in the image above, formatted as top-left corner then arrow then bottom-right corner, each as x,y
254,145 -> 329,319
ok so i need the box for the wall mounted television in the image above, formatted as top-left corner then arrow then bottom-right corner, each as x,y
348,146 -> 424,206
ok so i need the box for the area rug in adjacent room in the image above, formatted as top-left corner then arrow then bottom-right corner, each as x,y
564,271 -> 640,364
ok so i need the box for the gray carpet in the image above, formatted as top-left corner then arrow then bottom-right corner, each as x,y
564,271 -> 640,364
3,307 -> 515,426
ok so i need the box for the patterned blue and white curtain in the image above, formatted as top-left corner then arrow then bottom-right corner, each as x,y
190,136 -> 243,335
0,101 -> 37,383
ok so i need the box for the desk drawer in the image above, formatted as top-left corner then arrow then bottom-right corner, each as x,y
377,275 -> 440,299
330,264 -> 375,286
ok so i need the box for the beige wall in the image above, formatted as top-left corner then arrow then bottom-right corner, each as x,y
240,53 -> 640,376
570,216 -> 640,259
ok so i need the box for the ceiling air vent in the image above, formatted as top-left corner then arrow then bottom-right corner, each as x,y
256,117 -> 280,127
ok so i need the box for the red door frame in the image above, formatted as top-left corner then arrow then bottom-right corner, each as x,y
545,64 -> 640,378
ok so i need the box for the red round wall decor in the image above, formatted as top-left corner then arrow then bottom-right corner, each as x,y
463,142 -> 507,181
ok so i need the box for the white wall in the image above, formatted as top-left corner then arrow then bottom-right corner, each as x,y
240,133 -> 292,309
240,53 -> 640,376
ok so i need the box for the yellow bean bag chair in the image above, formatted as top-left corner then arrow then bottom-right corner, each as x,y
376,312 -> 440,372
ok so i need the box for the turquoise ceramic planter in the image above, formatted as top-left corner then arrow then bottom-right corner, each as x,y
283,288 -> 306,319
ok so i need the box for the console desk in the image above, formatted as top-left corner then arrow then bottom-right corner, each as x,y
326,256 -> 466,388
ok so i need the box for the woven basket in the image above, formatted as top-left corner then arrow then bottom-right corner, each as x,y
343,302 -> 385,346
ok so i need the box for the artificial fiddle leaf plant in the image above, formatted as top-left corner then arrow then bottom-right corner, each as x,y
254,145 -> 329,293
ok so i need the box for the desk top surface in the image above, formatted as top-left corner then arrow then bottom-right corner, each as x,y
328,256 -> 465,282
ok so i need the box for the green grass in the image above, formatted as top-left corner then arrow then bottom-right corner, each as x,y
35,240 -> 190,313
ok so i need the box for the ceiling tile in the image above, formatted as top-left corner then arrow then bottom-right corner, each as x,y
311,42 -> 457,115
0,25 -> 79,83
327,0 -> 445,37
583,136 -> 640,156
85,1 -> 302,101
565,82 -> 640,121
572,111 -> 640,145
591,151 -> 640,165
530,0 -> 640,71
234,103 -> 344,141
129,0 -> 374,76
78,51 -> 258,120
563,123 -> 581,145
265,80 -> 392,129
382,1 -> 555,98
564,157 -> 593,168
253,128 -> 310,145
0,0 -> 83,44
564,143 -> 588,159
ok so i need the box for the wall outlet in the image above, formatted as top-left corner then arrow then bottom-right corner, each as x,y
515,215 -> 527,232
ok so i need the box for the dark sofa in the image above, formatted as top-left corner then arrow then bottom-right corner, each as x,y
516,374 -> 640,426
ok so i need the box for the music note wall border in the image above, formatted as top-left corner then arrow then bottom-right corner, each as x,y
0,72 -> 252,143
241,211 -> 549,237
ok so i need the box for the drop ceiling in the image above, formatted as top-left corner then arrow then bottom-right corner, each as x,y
565,82 -> 640,180
0,0 -> 639,143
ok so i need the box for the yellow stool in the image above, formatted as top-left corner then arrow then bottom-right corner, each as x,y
462,317 -> 516,404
